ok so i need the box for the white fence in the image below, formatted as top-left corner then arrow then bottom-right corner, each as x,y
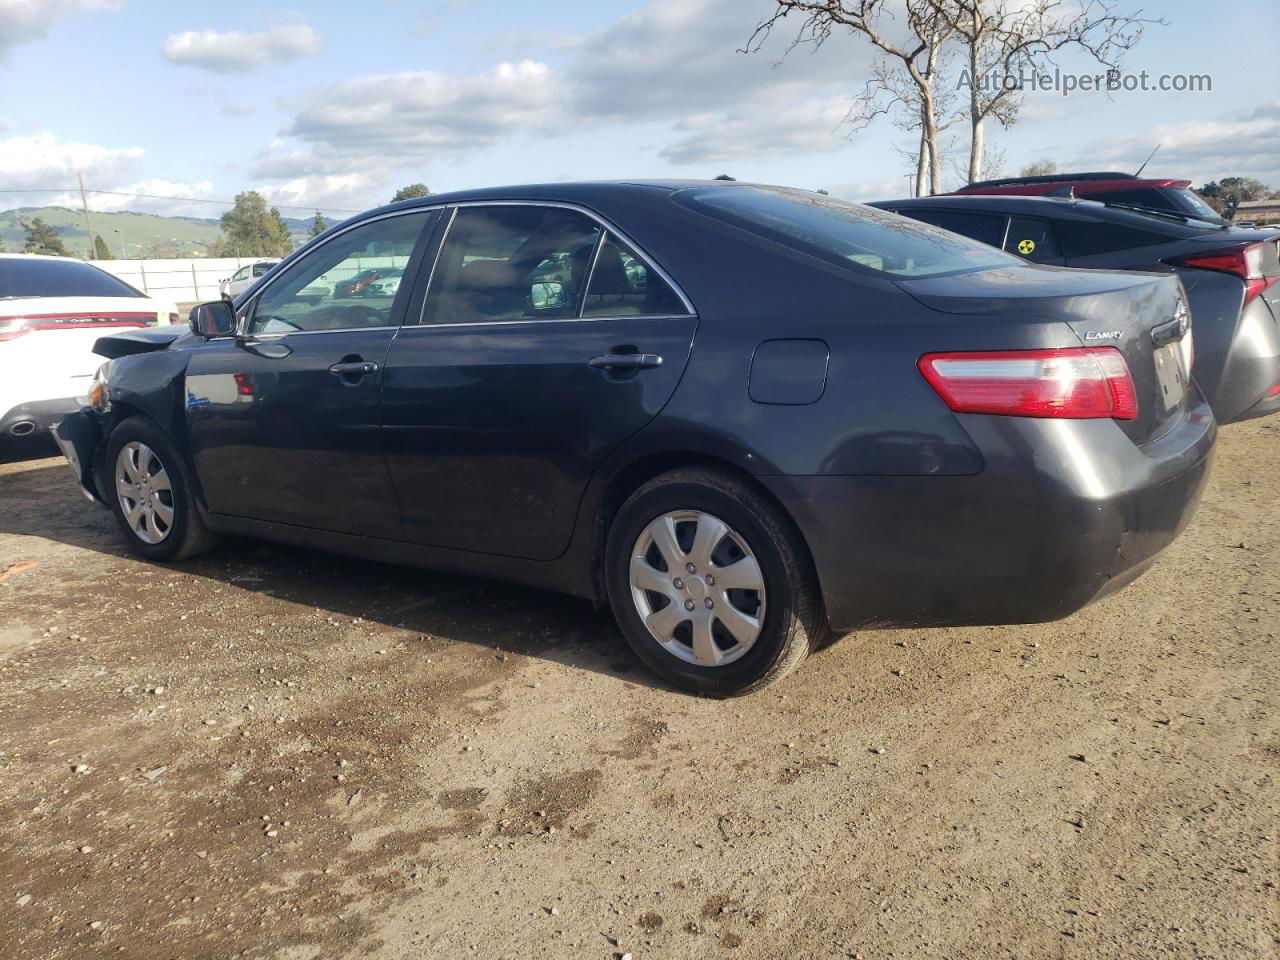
93,258 -> 257,304
93,256 -> 413,305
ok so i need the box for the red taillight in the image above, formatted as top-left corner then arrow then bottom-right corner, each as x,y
919,347 -> 1139,421
233,373 -> 255,396
1167,242 -> 1278,305
0,317 -> 31,342
1266,381 -> 1280,399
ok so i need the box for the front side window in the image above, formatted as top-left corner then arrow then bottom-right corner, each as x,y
248,211 -> 432,334
232,267 -> 250,282
677,186 -> 1017,279
583,233 -> 688,317
425,205 -> 601,325
1003,217 -> 1061,262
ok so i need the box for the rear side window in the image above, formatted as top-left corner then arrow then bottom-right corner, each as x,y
583,233 -> 688,317
1004,217 -> 1061,262
895,209 -> 1008,248
252,263 -> 275,277
426,205 -> 601,325
0,258 -> 144,299
676,186 -> 1016,279
1054,218 -> 1173,258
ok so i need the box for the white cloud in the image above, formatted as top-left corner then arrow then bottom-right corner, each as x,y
0,131 -> 144,196
220,100 -> 255,118
282,60 -> 557,157
660,95 -> 855,164
1071,101 -> 1280,186
163,24 -> 321,74
0,0 -> 119,61
569,0 -> 859,123
258,173 -> 381,214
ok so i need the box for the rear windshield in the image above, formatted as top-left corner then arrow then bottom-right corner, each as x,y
0,258 -> 144,299
674,186 -> 1018,278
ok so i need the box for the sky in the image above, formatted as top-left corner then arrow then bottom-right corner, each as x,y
1,0 -> 1277,220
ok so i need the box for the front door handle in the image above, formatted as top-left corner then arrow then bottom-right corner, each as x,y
328,360 -> 379,377
588,353 -> 663,371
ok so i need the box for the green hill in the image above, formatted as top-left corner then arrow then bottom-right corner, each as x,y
0,207 -> 315,259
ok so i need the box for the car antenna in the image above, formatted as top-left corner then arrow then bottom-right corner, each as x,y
1134,144 -> 1161,177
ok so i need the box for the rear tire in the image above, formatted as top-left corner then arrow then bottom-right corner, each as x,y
104,416 -> 219,562
605,467 -> 827,696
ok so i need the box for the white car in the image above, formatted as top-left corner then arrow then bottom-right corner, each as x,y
0,254 -> 177,439
219,260 -> 279,300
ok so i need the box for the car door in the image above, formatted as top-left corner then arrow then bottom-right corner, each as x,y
185,208 -> 438,539
381,202 -> 698,561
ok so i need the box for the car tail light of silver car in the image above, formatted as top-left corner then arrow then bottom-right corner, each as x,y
919,347 -> 1139,420
1166,242 -> 1280,306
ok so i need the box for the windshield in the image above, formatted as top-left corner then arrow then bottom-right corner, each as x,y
675,186 -> 1017,278
0,257 -> 145,299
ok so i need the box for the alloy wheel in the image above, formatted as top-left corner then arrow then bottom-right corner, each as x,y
629,510 -> 766,667
115,441 -> 175,544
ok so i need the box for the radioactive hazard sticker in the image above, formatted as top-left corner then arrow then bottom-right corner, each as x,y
1017,239 -> 1036,255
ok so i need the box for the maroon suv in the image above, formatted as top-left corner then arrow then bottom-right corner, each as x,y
952,172 -> 1223,223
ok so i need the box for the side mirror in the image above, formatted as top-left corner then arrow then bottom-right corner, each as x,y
189,300 -> 237,338
530,280 -> 568,310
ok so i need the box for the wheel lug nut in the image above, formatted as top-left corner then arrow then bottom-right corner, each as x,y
686,563 -> 696,574
705,575 -> 715,586
672,578 -> 684,590
684,599 -> 695,611
704,598 -> 714,609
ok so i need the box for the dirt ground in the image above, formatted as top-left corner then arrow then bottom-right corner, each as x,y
1,420 -> 1277,960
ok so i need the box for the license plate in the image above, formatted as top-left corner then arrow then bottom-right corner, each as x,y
1152,340 -> 1188,413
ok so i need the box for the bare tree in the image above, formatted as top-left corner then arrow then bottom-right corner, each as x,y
1019,159 -> 1058,177
944,0 -> 1161,183
747,1 -> 959,196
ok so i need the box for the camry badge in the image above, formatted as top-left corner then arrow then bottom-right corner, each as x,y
1084,330 -> 1123,341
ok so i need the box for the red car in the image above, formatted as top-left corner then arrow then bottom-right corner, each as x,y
951,171 -> 1223,223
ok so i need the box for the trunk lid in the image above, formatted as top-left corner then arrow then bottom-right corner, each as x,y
896,265 -> 1193,444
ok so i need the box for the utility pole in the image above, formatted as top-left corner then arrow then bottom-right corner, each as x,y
78,172 -> 99,259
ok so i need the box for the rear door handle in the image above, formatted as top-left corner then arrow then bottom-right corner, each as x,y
588,353 -> 663,371
328,360 -> 379,377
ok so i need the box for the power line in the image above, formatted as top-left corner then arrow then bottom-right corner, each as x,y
0,186 -> 361,215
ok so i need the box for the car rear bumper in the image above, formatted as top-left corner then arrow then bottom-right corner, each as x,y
762,396 -> 1216,632
1,397 -> 83,439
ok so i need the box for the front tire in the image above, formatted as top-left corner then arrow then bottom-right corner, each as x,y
104,416 -> 219,562
605,467 -> 827,695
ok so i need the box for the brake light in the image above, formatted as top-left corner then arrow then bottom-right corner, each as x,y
1167,242 -> 1278,305
919,347 -> 1138,420
0,317 -> 31,342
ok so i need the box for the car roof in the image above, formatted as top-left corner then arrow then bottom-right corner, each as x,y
0,252 -> 85,262
359,179 -> 738,222
871,193 -> 1215,226
955,172 -> 1191,191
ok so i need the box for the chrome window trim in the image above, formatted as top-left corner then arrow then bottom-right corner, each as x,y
416,199 -> 696,327
396,313 -> 696,334
239,326 -> 401,341
238,205 -> 445,337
